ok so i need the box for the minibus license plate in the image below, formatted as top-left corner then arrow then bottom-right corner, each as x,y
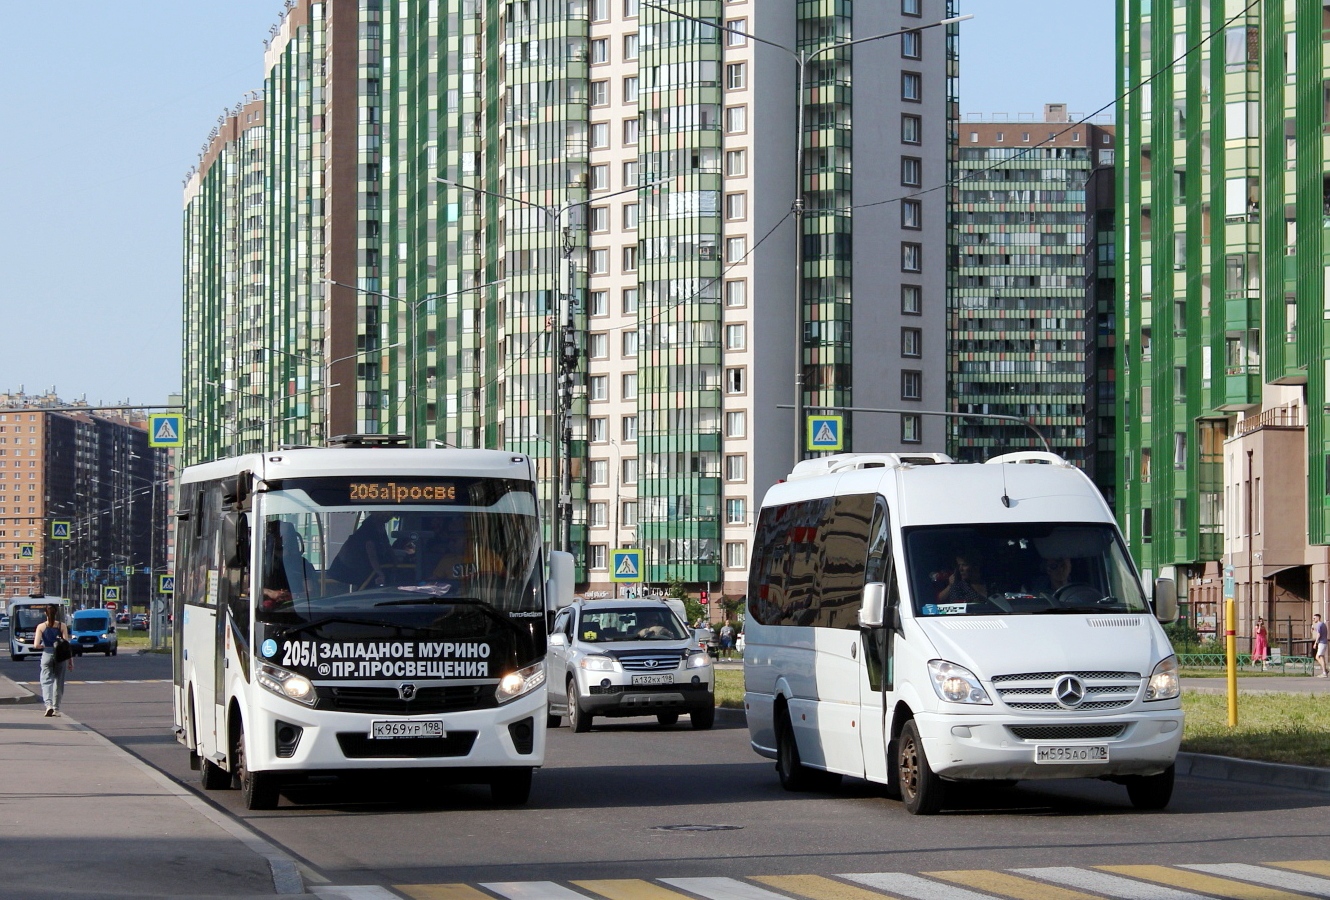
1036,744 -> 1108,763
371,720 -> 445,739
631,673 -> 674,686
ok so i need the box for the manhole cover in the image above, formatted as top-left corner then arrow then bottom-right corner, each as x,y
651,824 -> 743,832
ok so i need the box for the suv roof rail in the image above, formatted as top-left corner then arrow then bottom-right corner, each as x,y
787,452 -> 953,480
985,450 -> 1071,466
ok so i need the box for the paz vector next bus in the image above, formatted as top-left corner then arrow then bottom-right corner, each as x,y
172,437 -> 574,809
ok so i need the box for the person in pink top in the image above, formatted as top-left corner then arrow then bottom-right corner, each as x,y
1251,617 -> 1269,670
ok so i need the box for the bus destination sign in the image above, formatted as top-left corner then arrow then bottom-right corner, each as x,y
350,481 -> 458,503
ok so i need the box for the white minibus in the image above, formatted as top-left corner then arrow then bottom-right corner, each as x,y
745,451 -> 1182,814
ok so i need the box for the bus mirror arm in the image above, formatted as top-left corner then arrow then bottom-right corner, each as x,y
859,582 -> 887,629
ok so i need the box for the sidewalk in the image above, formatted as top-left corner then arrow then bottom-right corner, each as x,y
0,672 -> 303,898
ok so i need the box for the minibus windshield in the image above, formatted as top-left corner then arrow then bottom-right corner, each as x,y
903,523 -> 1149,617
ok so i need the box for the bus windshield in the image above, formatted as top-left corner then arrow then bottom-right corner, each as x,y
14,607 -> 48,631
903,522 -> 1149,617
255,476 -> 543,626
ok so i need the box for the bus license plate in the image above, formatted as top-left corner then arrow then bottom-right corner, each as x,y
1036,744 -> 1108,764
631,674 -> 674,686
371,720 -> 445,739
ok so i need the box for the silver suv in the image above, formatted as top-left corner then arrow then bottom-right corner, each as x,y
547,599 -> 715,732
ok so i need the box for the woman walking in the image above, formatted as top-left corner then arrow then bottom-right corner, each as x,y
31,604 -> 73,717
1251,617 -> 1269,670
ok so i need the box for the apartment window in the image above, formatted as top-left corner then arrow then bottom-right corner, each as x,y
725,149 -> 747,175
725,541 -> 747,569
726,18 -> 747,45
590,38 -> 608,63
622,372 -> 638,399
623,118 -> 639,145
902,0 -> 921,14
970,131 -> 978,142
902,114 -> 921,144
590,206 -> 609,232
591,248 -> 609,274
726,62 -> 747,90
721,193 -> 748,222
725,367 -> 745,393
590,80 -> 609,106
725,411 -> 747,437
901,30 -> 921,59
622,457 -> 638,484
901,198 -> 921,229
624,0 -> 638,16
589,290 -> 609,316
623,500 -> 638,528
726,498 -> 746,525
725,323 -> 747,349
589,417 -> 608,442
725,454 -> 746,481
589,375 -> 609,401
589,332 -> 609,358
996,132 -> 1004,143
623,33 -> 639,60
901,242 -> 921,272
901,370 -> 922,401
622,415 -> 638,441
725,105 -> 747,134
623,245 -> 638,271
902,327 -> 922,358
590,502 -> 607,527
590,122 -> 610,148
901,413 -> 921,443
901,156 -> 921,186
1022,132 -> 1030,142
901,284 -> 922,315
623,202 -> 639,229
726,236 -> 747,261
591,545 -> 608,569
622,329 -> 638,357
725,280 -> 747,307
591,460 -> 609,485
623,76 -> 639,104
591,164 -> 609,190
592,0 -> 609,21
622,287 -> 638,314
902,71 -> 921,102
623,160 -> 639,186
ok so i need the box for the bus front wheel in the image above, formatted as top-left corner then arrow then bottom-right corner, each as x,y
233,719 -> 279,810
897,719 -> 945,815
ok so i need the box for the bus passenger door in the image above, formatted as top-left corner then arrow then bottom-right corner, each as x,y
859,499 -> 896,785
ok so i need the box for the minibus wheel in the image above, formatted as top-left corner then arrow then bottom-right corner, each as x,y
234,719 -> 280,810
897,719 -> 944,815
192,689 -> 230,790
1124,764 -> 1174,810
776,709 -> 828,791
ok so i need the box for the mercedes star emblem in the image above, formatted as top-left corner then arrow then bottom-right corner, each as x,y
1053,675 -> 1086,709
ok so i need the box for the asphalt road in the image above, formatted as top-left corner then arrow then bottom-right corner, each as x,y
8,652 -> 1330,896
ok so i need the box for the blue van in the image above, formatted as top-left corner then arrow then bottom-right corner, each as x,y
70,609 -> 117,656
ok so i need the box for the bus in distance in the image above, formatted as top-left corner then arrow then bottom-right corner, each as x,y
171,439 -> 574,809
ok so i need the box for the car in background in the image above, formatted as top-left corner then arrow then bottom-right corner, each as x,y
115,613 -> 130,625
130,614 -> 148,632
0,614 -> 8,631
70,609 -> 117,656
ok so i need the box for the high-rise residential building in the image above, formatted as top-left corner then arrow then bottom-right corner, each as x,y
949,105 -> 1116,494
182,0 -> 958,596
0,390 -> 170,612
1118,2 -> 1330,649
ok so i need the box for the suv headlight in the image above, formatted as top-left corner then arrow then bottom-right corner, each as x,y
1145,655 -> 1180,701
927,660 -> 992,705
579,655 -> 620,673
257,663 -> 316,707
686,652 -> 710,669
496,661 -> 546,703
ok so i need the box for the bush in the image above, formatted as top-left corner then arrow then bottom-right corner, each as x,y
1163,619 -> 1202,653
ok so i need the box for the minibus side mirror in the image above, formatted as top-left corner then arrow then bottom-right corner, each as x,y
546,551 -> 575,611
859,582 -> 886,628
220,512 -> 249,569
1153,577 -> 1178,624
548,632 -> 568,647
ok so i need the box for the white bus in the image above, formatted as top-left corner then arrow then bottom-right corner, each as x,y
8,596 -> 71,661
172,439 -> 573,809
745,451 -> 1182,815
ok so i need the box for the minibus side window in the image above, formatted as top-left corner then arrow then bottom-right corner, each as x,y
816,494 -> 876,629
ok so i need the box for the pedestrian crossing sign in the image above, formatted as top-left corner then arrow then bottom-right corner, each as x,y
19,544 -> 34,559
807,414 -> 844,451
51,521 -> 70,540
610,548 -> 643,583
103,586 -> 120,603
148,414 -> 184,448
159,575 -> 175,594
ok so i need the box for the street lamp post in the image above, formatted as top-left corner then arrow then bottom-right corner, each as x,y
644,4 -> 970,466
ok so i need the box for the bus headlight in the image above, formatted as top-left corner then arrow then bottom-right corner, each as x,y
496,661 -> 546,703
257,663 -> 316,707
1145,655 -> 1180,701
927,660 -> 992,705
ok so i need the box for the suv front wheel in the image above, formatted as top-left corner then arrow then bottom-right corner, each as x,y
567,678 -> 592,733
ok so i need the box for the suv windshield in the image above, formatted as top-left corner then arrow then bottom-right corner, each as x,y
578,607 -> 688,642
903,522 -> 1149,617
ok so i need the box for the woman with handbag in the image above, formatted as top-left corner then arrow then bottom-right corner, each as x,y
31,604 -> 73,717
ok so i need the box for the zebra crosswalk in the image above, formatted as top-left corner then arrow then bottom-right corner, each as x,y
306,861 -> 1330,900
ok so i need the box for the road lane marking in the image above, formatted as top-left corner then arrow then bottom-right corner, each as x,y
313,888 -> 402,900
1268,862 -> 1330,882
754,873 -> 909,900
398,885 -> 502,900
484,882 -> 598,900
926,870 -> 1102,900
575,879 -> 698,900
662,878 -> 800,900
1015,867 -> 1213,900
842,873 -> 1000,900
1185,864 -> 1330,896
1098,865 -> 1309,900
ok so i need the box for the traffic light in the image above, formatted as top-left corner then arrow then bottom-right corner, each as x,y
700,590 -> 709,605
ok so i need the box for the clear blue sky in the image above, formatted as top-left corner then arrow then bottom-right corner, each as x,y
0,1 -> 1112,408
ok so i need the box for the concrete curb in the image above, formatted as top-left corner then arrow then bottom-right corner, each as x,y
0,674 -> 39,705
1177,751 -> 1330,793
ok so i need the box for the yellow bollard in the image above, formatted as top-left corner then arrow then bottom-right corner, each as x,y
1226,596 -> 1238,727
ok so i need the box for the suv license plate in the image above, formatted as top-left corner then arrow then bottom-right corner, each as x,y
1036,744 -> 1108,764
370,720 -> 445,739
631,673 -> 674,686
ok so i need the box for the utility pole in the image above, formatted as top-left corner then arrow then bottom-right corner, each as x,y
559,223 -> 580,555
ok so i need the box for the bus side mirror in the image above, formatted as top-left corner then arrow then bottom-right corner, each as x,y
220,512 -> 249,568
546,551 -> 575,611
859,582 -> 886,628
1153,577 -> 1178,624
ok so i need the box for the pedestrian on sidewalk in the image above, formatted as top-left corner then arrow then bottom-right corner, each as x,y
31,603 -> 73,716
719,621 -> 735,659
1313,614 -> 1329,678
1252,618 -> 1269,670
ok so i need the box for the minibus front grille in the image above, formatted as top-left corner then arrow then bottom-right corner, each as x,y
1008,724 -> 1127,741
991,671 -> 1142,712
316,684 -> 499,714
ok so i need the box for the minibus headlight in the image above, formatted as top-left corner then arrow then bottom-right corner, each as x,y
686,652 -> 711,669
496,661 -> 546,703
257,663 -> 316,707
1145,655 -> 1180,701
579,655 -> 619,672
927,660 -> 992,705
